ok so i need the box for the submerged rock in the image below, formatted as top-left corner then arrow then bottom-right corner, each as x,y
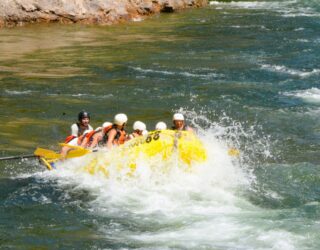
0,0 -> 208,28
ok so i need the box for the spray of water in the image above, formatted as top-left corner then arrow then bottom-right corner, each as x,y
12,110 -> 304,249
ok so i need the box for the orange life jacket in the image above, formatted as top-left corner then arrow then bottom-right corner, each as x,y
65,135 -> 76,143
85,125 -> 113,147
115,129 -> 126,145
77,133 -> 88,145
64,134 -> 86,146
95,125 -> 114,146
85,130 -> 98,141
105,126 -> 126,145
102,125 -> 112,134
82,130 -> 98,147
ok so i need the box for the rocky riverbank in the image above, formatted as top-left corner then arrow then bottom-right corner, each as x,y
0,0 -> 208,28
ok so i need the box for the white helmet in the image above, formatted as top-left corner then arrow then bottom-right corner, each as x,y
133,121 -> 146,131
102,121 -> 112,128
155,121 -> 167,130
114,113 -> 128,126
173,113 -> 184,121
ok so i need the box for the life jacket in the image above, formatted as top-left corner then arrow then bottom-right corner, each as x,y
77,133 -> 89,145
83,130 -> 99,147
64,134 -> 85,146
65,124 -> 91,145
114,129 -> 126,145
99,125 -> 115,146
103,125 -> 126,145
65,135 -> 76,143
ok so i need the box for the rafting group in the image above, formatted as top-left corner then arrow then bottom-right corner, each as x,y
61,111 -> 194,158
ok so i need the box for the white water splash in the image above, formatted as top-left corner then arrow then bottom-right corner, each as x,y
5,89 -> 34,95
209,1 -> 319,18
283,87 -> 320,104
209,1 -> 290,10
46,92 -> 114,99
32,112 -> 305,249
130,66 -> 221,79
261,64 -> 320,78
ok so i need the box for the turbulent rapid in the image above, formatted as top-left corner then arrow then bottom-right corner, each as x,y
36,116 -> 261,249
1,0 -> 320,249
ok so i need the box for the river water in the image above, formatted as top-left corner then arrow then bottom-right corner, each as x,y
0,0 -> 319,249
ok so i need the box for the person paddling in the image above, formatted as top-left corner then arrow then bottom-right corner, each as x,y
171,113 -> 193,132
61,129 -> 93,158
106,113 -> 128,149
128,121 -> 147,140
61,111 -> 93,158
81,121 -> 113,148
71,111 -> 93,136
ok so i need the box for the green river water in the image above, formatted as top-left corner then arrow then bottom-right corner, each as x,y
0,1 -> 320,249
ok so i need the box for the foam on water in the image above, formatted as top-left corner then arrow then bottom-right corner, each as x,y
209,0 -> 320,17
30,112 -> 305,248
4,89 -> 34,95
130,66 -> 222,79
283,87 -> 320,104
46,92 -> 114,99
261,64 -> 320,78
209,1 -> 291,10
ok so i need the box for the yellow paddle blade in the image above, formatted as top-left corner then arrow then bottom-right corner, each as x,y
59,143 -> 84,149
34,147 -> 61,159
66,148 -> 91,158
58,143 -> 91,158
228,148 -> 240,157
35,146 -> 91,160
39,157 -> 53,170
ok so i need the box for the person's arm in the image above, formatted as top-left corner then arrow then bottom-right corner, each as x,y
90,132 -> 102,148
80,137 -> 89,148
106,129 -> 117,149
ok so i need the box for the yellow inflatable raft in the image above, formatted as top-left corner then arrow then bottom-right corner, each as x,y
83,130 -> 207,176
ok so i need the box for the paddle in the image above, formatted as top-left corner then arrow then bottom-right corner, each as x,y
58,143 -> 92,157
0,154 -> 38,161
34,146 -> 91,160
34,147 -> 61,159
0,148 -> 62,163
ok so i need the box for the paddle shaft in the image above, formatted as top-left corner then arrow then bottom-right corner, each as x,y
0,154 -> 38,161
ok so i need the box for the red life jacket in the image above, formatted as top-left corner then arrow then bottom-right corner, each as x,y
65,135 -> 76,143
65,123 -> 90,144
77,133 -> 88,145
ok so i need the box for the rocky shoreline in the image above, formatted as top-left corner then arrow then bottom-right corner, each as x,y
0,0 -> 208,28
